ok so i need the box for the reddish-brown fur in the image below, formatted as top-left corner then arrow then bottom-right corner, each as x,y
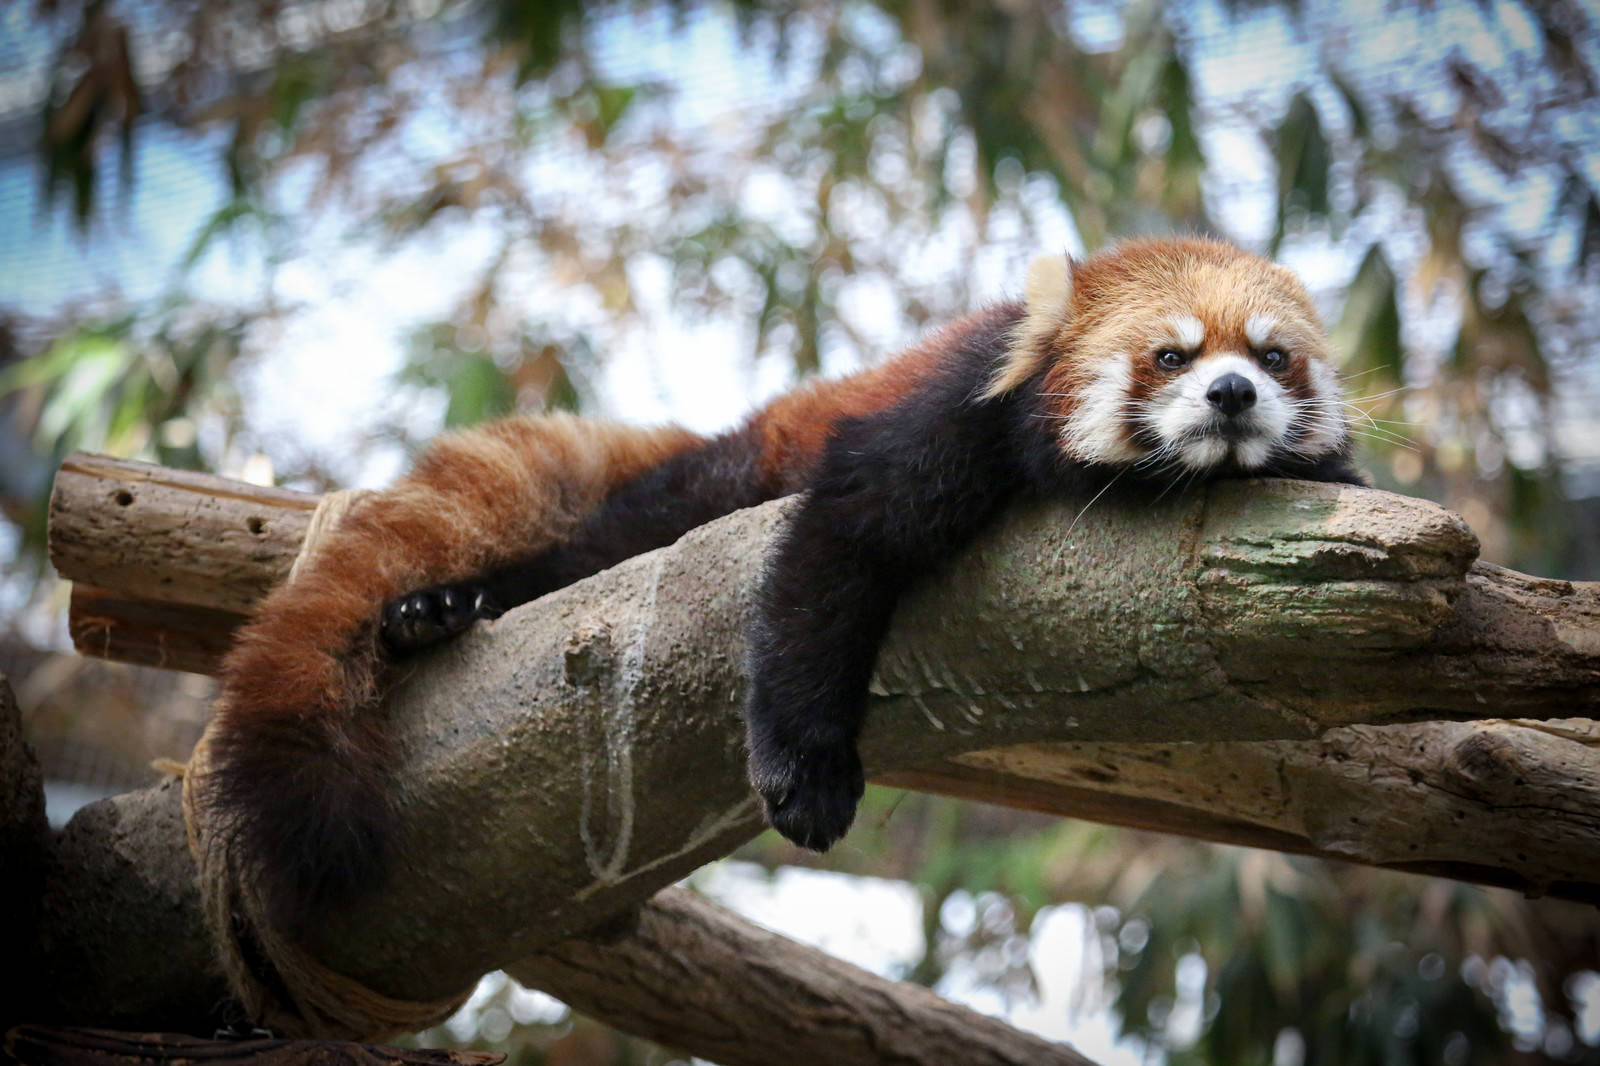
748,307 -> 1024,492
997,238 -> 1326,420
749,333 -> 950,493
213,315 -> 1017,882
221,245 -> 1312,765
205,416 -> 705,928
219,416 -> 703,732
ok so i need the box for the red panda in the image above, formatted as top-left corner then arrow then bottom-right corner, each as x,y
204,236 -> 1361,932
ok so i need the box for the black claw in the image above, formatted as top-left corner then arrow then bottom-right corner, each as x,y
473,588 -> 504,619
748,737 -> 864,852
380,581 -> 499,656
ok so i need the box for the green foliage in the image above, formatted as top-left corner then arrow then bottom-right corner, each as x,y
489,0 -> 598,82
1331,245 -> 1403,387
401,323 -> 518,429
1270,92 -> 1333,253
0,311 -> 241,469
399,320 -> 587,432
1106,847 -> 1597,1065
38,0 -> 141,229
180,198 -> 286,271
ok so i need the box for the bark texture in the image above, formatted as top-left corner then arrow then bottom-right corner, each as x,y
49,453 -> 315,617
23,783 -> 1098,1066
35,779 -> 225,1030
35,454 -> 1600,1037
2,674 -> 50,1029
511,887 -> 1097,1066
887,715 -> 1600,902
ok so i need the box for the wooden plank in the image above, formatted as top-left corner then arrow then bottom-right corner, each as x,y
67,585 -> 247,676
49,453 -> 316,615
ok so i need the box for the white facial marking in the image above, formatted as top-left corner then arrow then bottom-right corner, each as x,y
1166,314 -> 1205,351
1143,352 -> 1293,471
1245,313 -> 1278,349
1291,358 -> 1349,457
1180,436 -> 1229,469
1234,436 -> 1275,468
1061,357 -> 1141,464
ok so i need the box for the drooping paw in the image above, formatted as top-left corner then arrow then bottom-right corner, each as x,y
747,738 -> 865,852
380,582 -> 502,656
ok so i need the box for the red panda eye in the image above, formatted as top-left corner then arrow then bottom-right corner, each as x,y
1260,348 -> 1288,371
1155,349 -> 1189,370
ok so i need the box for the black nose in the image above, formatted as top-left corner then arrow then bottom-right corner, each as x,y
1206,373 -> 1256,417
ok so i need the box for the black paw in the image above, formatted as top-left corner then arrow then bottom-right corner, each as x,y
747,738 -> 865,852
380,582 -> 502,656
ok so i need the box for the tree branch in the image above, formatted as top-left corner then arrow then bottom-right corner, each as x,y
508,887 -> 1099,1066
885,715 -> 1600,901
37,454 -> 1600,1021
13,679 -> 1097,1066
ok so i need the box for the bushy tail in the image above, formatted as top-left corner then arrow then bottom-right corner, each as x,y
198,414 -> 703,932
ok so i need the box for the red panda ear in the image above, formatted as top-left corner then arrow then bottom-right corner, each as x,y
980,252 -> 1075,400
1024,252 -> 1074,316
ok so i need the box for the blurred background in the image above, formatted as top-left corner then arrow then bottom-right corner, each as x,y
2,0 -> 1598,1062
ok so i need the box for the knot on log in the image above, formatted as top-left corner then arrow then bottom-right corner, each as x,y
1444,730 -> 1527,803
563,622 -> 616,686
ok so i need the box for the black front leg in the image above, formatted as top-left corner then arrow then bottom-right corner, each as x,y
745,512 -> 899,850
745,367 -> 1024,849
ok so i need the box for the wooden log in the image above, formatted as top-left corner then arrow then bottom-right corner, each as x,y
41,453 -> 1600,918
1,675 -> 49,1025
511,886 -> 1099,1066
49,453 -> 315,616
884,716 -> 1600,903
30,788 -> 1108,1065
67,585 -> 246,677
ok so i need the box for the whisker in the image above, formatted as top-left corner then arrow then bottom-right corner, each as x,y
1345,429 -> 1421,453
1066,470 -> 1129,537
1149,462 -> 1204,507
1336,365 -> 1396,382
1345,385 -> 1413,403
1352,415 -> 1424,427
1342,416 -> 1418,444
1328,398 -> 1420,447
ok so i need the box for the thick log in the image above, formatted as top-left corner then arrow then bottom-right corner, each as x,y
884,716 -> 1600,903
67,585 -> 246,676
40,454 -> 1600,1009
29,785 -> 1103,1065
1,674 -> 49,1029
511,886 -> 1097,1066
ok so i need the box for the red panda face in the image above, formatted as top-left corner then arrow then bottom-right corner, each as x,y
1120,306 -> 1345,472
991,238 -> 1348,475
